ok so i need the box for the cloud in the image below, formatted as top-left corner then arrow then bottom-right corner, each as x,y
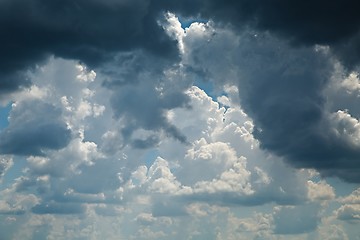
273,204 -> 321,234
0,155 -> 13,182
0,188 -> 39,216
119,85 -> 315,212
336,204 -> 360,221
2,1 -> 360,183
339,188 -> 360,204
177,0 -> 360,69
318,224 -> 349,240
0,201 -> 25,215
0,68 -> 349,238
0,0 -> 180,95
106,51 -> 190,145
0,71 -> 32,96
307,180 -> 335,201
31,201 -> 85,215
2,0 -> 360,99
0,100 -> 72,156
177,18 -> 360,182
336,188 -> 360,223
1,8 -> 360,239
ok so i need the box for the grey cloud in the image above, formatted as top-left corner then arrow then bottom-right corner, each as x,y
68,160 -> 122,194
31,201 -> 85,215
273,204 -> 320,234
110,86 -> 188,144
185,26 -> 360,182
0,71 -> 32,95
175,0 -> 360,69
152,199 -> 187,217
0,0 -> 179,94
101,51 -> 172,87
3,0 -> 360,183
0,209 -> 25,215
131,135 -> 160,149
0,100 -> 72,156
232,33 -> 360,182
199,0 -> 359,43
172,0 -> 360,182
2,0 -> 360,95
182,190 -> 305,208
107,51 -> 190,145
173,0 -> 360,182
94,205 -> 121,216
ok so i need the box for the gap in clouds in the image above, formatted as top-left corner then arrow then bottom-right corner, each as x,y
0,104 -> 11,130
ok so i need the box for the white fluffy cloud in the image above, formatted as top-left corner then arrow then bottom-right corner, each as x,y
307,180 -> 335,201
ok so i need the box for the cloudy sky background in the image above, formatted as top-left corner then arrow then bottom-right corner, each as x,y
1,0 -> 360,239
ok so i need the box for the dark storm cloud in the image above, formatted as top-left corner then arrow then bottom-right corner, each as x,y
191,0 -> 360,43
179,0 -> 360,68
231,33 -> 360,182
0,0 -> 179,94
1,0 -> 360,87
0,100 -> 71,156
1,0 -> 360,92
0,71 -> 32,95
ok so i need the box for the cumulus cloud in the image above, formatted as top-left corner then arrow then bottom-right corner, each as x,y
336,204 -> 360,221
339,188 -> 360,204
307,180 -> 336,201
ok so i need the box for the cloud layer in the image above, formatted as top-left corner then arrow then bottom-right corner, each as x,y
1,2 -> 360,239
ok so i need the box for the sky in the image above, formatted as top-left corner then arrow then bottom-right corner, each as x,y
0,0 -> 360,239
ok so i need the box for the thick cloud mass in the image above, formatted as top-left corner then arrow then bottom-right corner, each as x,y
1,2 -> 360,239
180,20 -> 360,182
232,35 -> 360,181
193,0 -> 360,42
2,1 -> 360,178
0,0 -> 179,94
3,0 -> 360,91
182,0 -> 360,68
2,0 -> 360,93
0,100 -> 71,156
